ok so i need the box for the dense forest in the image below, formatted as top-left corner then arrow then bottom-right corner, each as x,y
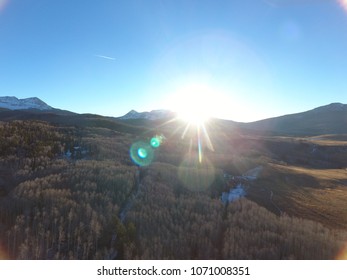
0,120 -> 346,259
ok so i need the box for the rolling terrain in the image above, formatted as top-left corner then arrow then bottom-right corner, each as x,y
0,99 -> 346,259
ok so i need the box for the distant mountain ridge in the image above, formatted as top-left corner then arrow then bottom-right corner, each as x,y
242,102 -> 347,135
0,96 -> 52,111
118,109 -> 175,120
0,96 -> 346,136
311,102 -> 347,113
117,103 -> 347,135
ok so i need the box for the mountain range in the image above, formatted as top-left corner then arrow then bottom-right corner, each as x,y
0,96 -> 52,111
118,109 -> 175,120
1,96 -> 347,260
0,96 -> 346,136
241,102 -> 347,135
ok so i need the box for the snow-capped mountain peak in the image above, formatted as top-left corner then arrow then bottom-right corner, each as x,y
119,110 -> 141,119
119,109 -> 175,120
0,96 -> 52,111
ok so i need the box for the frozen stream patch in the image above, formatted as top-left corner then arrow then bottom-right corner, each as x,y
221,184 -> 246,204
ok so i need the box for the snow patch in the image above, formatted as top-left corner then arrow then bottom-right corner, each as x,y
221,184 -> 246,204
0,96 -> 52,110
119,109 -> 174,120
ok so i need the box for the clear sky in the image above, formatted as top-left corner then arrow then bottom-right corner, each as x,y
0,0 -> 347,122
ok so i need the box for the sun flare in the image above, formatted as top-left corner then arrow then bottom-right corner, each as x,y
168,82 -> 221,125
163,82 -> 221,163
339,0 -> 347,10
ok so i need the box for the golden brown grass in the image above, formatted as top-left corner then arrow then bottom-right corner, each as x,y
270,164 -> 347,181
251,163 -> 347,229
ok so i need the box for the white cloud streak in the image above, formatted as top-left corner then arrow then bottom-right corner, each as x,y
95,54 -> 116,60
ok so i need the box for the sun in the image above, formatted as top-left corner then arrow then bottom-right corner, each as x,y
163,82 -> 222,162
168,82 -> 220,125
177,103 -> 210,125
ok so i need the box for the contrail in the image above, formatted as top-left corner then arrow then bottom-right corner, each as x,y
95,54 -> 116,60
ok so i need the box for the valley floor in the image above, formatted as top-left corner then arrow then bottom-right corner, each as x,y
0,120 -> 346,259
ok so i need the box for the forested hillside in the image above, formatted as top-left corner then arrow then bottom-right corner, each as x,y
0,119 -> 346,259
126,163 -> 347,260
0,121 -> 137,259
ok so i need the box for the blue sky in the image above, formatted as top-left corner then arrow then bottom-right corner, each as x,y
0,0 -> 347,122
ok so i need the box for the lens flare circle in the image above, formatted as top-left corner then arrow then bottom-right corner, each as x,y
137,148 -> 148,159
150,136 -> 162,148
336,243 -> 347,260
0,0 -> 8,11
178,154 -> 215,191
339,0 -> 347,12
0,243 -> 8,259
130,141 -> 154,166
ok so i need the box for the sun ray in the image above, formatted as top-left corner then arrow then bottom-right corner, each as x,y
154,116 -> 178,127
181,122 -> 191,139
168,120 -> 186,138
163,81 -> 223,163
188,138 -> 193,155
197,125 -> 202,163
201,122 -> 214,152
